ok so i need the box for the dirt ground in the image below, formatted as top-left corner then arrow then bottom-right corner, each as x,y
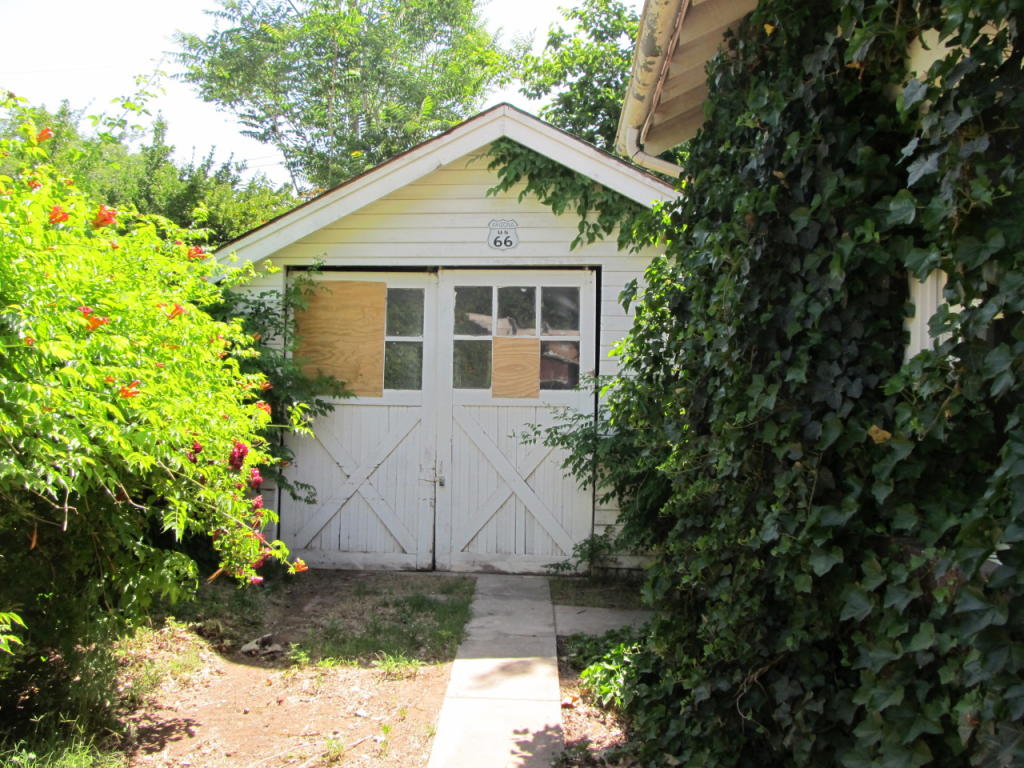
115,571 -> 633,768
124,640 -> 447,768
118,571 -> 464,768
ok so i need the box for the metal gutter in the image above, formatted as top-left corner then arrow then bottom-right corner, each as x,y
615,0 -> 687,177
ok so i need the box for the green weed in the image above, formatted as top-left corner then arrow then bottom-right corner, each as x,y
0,738 -> 126,768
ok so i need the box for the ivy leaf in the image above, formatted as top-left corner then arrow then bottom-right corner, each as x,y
907,151 -> 941,187
958,134 -> 990,158
904,247 -> 940,278
886,190 -> 917,227
900,79 -> 928,113
982,345 -> 1015,398
790,206 -> 812,233
811,546 -> 844,576
907,622 -> 936,652
841,585 -> 873,622
820,413 -> 843,450
1006,684 -> 1024,720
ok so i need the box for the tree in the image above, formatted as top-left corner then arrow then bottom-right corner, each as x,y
517,0 -> 638,151
0,96 -> 303,729
176,0 -> 516,191
0,100 -> 297,247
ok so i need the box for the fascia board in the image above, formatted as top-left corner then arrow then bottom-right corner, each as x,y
501,114 -> 678,207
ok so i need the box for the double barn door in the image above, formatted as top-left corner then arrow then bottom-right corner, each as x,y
280,269 -> 596,572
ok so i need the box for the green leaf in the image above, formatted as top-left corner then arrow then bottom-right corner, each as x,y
841,585 -> 873,622
907,622 -> 936,652
900,79 -> 928,112
820,413 -> 843,450
810,546 -> 844,576
886,190 -> 917,227
906,151 -> 940,187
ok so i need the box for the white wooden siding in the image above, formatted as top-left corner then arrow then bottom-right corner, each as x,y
251,148 -> 654,383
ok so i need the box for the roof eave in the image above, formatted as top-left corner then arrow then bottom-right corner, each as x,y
616,0 -> 759,171
616,0 -> 688,176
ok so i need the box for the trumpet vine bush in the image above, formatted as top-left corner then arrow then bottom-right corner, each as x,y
531,0 -> 1024,765
0,96 -> 304,728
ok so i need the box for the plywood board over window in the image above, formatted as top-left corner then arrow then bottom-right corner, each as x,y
295,281 -> 386,396
493,337 -> 540,398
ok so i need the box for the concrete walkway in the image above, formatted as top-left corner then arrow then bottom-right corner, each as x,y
426,575 -> 653,768
427,575 -> 562,768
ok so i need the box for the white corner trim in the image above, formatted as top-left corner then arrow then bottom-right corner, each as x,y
905,269 -> 949,360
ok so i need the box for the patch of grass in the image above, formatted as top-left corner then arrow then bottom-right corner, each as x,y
373,651 -> 425,679
173,578 -> 282,649
290,574 -> 474,667
115,618 -> 205,707
548,575 -> 644,610
0,738 -> 126,768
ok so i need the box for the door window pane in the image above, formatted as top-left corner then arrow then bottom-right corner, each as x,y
540,341 -> 580,390
453,340 -> 492,389
454,286 -> 493,335
384,341 -> 423,389
386,288 -> 424,337
496,287 -> 536,336
541,287 -> 580,335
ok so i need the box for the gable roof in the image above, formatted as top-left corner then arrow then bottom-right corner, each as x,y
220,103 -> 677,266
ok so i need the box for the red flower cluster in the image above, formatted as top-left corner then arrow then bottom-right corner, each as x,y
228,441 -> 248,471
255,401 -> 272,416
251,495 -> 264,510
91,205 -> 117,229
249,467 -> 263,490
166,304 -> 186,320
293,559 -> 309,573
79,306 -> 110,332
27,179 -> 41,190
49,205 -> 68,224
36,127 -> 53,142
187,246 -> 206,260
119,380 -> 141,398
186,440 -> 203,463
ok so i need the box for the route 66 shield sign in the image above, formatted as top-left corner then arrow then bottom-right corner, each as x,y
488,219 -> 519,250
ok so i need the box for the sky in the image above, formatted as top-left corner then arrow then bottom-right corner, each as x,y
0,0 -> 641,188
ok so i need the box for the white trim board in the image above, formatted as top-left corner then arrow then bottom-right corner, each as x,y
218,104 -> 677,268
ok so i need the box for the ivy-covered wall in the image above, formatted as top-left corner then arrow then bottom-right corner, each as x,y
586,0 -> 1024,765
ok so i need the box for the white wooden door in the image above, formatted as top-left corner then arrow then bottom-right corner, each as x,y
280,269 -> 596,572
435,270 -> 596,572
281,272 -> 439,570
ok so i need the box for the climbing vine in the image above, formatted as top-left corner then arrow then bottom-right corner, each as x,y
532,0 -> 1023,765
486,137 -> 660,250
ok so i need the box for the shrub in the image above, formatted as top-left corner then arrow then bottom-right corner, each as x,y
0,95 -> 301,731
545,0 -> 1024,765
